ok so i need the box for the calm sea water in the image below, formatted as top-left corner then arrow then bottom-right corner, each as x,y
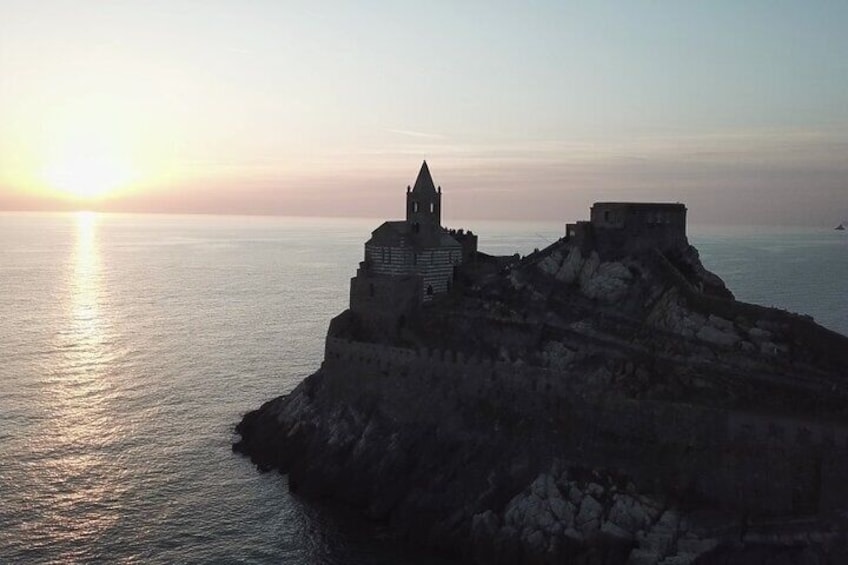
0,212 -> 845,564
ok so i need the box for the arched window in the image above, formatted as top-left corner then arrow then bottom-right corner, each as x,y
412,201 -> 419,213
429,202 -> 435,213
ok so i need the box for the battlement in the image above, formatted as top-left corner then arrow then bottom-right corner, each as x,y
447,228 -> 478,263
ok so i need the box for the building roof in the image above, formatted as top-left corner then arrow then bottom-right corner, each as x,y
370,221 -> 409,241
439,233 -> 462,248
412,160 -> 437,194
367,220 -> 461,249
592,202 -> 686,210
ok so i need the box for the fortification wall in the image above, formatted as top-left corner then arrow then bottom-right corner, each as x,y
323,336 -> 848,516
349,273 -> 420,338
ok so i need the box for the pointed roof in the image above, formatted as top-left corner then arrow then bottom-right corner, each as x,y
411,160 -> 437,194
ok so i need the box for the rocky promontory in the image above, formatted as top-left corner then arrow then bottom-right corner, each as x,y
234,196 -> 848,564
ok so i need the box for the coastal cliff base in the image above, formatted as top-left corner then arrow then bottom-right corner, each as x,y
234,233 -> 848,564
234,365 -> 848,565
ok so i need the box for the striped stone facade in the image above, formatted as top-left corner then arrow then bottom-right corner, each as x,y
349,162 -> 477,335
352,161 -> 470,305
365,242 -> 462,300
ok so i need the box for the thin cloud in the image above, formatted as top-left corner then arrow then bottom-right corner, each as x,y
384,129 -> 446,140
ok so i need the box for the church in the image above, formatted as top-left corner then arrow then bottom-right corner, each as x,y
348,162 -> 477,335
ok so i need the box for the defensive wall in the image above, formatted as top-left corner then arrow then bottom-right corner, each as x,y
323,335 -> 848,516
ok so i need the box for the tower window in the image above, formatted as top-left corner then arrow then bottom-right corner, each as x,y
412,201 -> 419,213
429,202 -> 435,213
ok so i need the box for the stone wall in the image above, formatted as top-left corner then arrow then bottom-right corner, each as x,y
323,335 -> 848,517
349,270 -> 421,338
365,243 -> 460,300
449,228 -> 479,263
574,203 -> 688,256
365,243 -> 415,276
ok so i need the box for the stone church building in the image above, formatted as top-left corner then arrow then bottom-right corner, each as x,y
349,162 -> 477,336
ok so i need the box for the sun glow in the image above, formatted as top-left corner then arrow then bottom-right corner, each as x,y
42,139 -> 136,200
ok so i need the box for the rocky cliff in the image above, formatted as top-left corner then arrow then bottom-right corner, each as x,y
234,234 -> 848,564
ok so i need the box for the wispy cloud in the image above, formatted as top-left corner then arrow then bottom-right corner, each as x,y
384,129 -> 446,140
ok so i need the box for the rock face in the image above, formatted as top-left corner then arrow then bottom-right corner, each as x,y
234,231 -> 848,564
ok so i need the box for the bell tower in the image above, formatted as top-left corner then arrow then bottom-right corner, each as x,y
406,161 -> 441,235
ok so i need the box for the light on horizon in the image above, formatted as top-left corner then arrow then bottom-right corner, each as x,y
41,137 -> 137,202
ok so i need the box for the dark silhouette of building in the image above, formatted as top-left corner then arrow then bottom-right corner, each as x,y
566,202 -> 688,256
349,162 -> 477,336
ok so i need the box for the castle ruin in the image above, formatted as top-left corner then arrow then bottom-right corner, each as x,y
567,201 -> 688,257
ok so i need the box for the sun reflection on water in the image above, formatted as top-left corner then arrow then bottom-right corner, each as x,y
70,211 -> 103,353
40,211 -> 124,551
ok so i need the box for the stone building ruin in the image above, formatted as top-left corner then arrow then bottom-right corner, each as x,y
566,202 -> 688,256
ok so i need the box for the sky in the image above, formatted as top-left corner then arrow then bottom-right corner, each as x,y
1,1 -> 846,225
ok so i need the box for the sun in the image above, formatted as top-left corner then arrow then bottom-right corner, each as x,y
42,138 -> 136,200
45,156 -> 132,199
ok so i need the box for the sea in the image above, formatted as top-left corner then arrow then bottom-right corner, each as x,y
0,212 -> 846,564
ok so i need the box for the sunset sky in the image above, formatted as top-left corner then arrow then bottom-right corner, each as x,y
1,1 -> 846,225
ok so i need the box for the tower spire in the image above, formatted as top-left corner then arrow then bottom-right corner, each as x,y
406,161 -> 442,233
412,160 -> 436,194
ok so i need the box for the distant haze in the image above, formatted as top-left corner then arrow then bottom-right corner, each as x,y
1,1 -> 846,226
